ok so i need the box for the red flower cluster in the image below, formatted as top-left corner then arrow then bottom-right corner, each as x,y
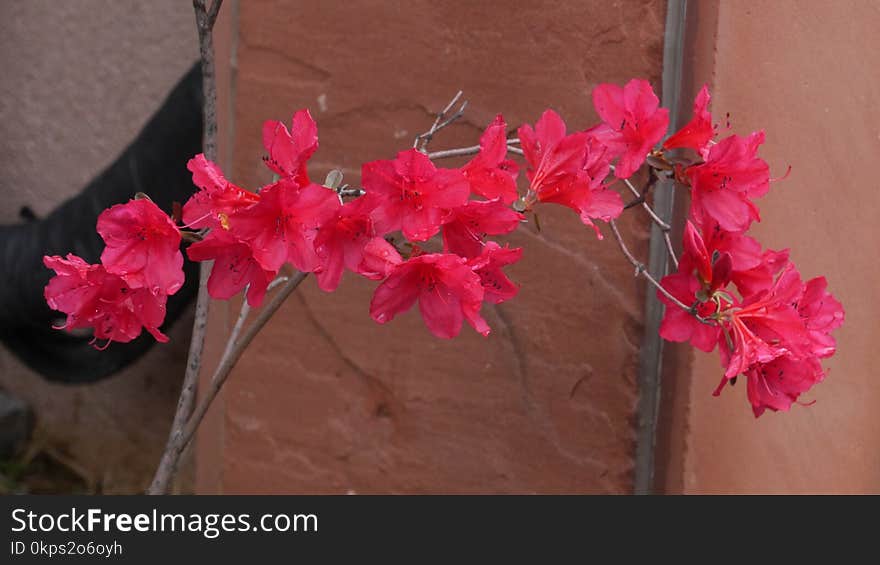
43,79 -> 843,418
656,87 -> 844,417
199,111 -> 526,339
44,198 -> 184,347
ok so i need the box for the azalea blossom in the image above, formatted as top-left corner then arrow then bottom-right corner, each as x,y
262,109 -> 319,186
683,219 -> 789,298
370,252 -> 490,339
182,153 -> 259,230
744,354 -> 825,417
442,198 -> 523,258
97,198 -> 184,295
657,270 -> 725,353
590,78 -> 669,179
467,242 -> 523,304
313,196 -> 378,292
797,276 -> 845,359
663,84 -> 713,155
358,237 -> 403,280
518,109 -> 622,236
362,149 -> 470,241
739,275 -> 842,417
43,254 -> 169,346
461,115 -> 520,203
230,179 -> 339,273
679,220 -> 733,295
686,131 -> 770,232
719,265 -> 811,383
186,229 -> 276,307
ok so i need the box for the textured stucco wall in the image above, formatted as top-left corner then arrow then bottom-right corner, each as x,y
196,0 -> 667,493
657,0 -> 880,493
0,1 -> 198,493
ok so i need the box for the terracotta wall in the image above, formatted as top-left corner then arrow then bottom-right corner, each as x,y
196,0 -> 668,493
656,1 -> 880,493
0,1 -> 197,493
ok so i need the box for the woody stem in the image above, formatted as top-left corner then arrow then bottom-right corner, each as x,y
427,143 -> 523,160
149,272 -> 308,492
147,0 -> 223,495
608,219 -> 691,312
178,272 -> 308,460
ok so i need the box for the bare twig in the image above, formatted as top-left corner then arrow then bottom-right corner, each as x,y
608,219 -> 693,313
427,143 -> 480,159
414,91 -> 468,151
147,0 -> 223,496
610,164 -> 679,269
427,142 -> 522,160
219,295 -> 251,368
663,231 -> 679,270
171,272 -> 308,463
206,0 -> 222,26
613,170 -> 671,232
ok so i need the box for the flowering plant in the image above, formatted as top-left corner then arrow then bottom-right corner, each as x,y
43,63 -> 843,488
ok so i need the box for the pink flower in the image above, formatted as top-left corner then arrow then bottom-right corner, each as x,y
657,271 -> 724,353
370,252 -> 490,339
730,248 -> 790,299
313,196 -> 378,292
442,198 -> 523,258
357,237 -> 403,280
663,85 -> 713,155
658,222 -> 793,357
590,79 -> 670,179
685,219 -> 789,298
97,198 -> 184,295
679,220 -> 733,295
725,269 -> 842,416
43,254 -> 169,345
745,354 -> 824,417
262,109 -> 319,186
182,154 -> 259,230
719,265 -> 812,384
686,131 -> 770,232
362,149 -> 470,241
704,262 -> 843,416
461,115 -> 520,203
186,230 -> 276,307
230,179 -> 339,273
467,242 -> 522,304
797,276 -> 845,359
518,110 -> 622,236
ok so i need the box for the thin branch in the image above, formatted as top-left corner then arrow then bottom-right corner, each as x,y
147,0 -> 223,496
428,143 -> 479,159
615,172 -> 671,232
218,294 -> 251,370
611,165 -> 679,269
427,142 -> 521,160
173,272 -> 308,461
663,231 -> 679,270
206,0 -> 222,27
608,219 -> 692,313
414,91 -> 468,151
